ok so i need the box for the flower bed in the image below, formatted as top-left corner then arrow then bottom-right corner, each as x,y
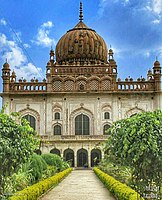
94,167 -> 143,200
9,168 -> 72,200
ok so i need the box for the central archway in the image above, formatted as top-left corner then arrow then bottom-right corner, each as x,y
64,149 -> 74,167
77,149 -> 88,167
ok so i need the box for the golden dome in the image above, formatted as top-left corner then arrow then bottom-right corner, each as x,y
56,21 -> 108,65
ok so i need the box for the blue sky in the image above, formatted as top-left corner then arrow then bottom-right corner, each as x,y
0,0 -> 162,108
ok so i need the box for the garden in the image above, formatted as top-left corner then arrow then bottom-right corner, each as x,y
0,106 -> 161,200
97,110 -> 162,199
0,107 -> 71,200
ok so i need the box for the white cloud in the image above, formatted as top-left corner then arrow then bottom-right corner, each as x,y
152,19 -> 161,24
98,0 -> 162,23
24,43 -> 31,48
152,0 -> 162,15
42,21 -> 53,28
33,21 -> 56,47
144,0 -> 162,23
0,33 -> 43,80
0,18 -> 7,26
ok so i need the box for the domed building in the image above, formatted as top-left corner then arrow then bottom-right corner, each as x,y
1,2 -> 161,167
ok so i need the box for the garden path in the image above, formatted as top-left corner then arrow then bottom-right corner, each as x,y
40,169 -> 116,200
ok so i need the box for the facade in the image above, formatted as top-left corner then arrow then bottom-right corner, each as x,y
1,2 -> 161,168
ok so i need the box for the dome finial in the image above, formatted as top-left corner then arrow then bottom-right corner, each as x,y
79,1 -> 83,22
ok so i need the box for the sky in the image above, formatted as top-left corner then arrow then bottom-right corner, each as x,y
0,0 -> 162,108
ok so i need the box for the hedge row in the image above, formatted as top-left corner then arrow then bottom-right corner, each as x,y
9,168 -> 72,200
94,167 -> 143,200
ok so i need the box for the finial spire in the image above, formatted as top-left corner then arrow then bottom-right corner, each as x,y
156,56 -> 158,61
79,1 -> 83,22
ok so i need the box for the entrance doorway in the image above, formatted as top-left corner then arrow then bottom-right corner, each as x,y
77,149 -> 88,167
91,149 -> 102,167
64,149 -> 74,167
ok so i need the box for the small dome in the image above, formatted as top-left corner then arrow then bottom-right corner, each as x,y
11,70 -> 16,77
56,21 -> 108,65
3,62 -> 10,69
154,60 -> 160,66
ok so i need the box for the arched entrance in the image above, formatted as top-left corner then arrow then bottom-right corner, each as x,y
64,149 -> 74,167
50,148 -> 61,156
91,149 -> 102,167
77,149 -> 88,167
75,114 -> 90,135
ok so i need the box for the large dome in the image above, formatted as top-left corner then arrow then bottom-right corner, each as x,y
55,21 -> 108,65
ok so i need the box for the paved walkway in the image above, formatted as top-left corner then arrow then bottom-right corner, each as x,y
41,169 -> 116,200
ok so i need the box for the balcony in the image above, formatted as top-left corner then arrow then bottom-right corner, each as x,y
40,135 -> 109,142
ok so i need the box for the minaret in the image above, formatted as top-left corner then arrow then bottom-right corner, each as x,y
2,60 -> 11,92
50,47 -> 55,64
108,47 -> 117,83
153,59 -> 161,91
11,70 -> 16,83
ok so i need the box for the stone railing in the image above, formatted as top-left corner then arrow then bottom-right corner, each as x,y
40,135 -> 109,141
10,82 -> 47,92
117,80 -> 154,91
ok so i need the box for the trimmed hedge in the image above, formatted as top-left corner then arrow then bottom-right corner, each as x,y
94,167 -> 144,200
9,168 -> 72,200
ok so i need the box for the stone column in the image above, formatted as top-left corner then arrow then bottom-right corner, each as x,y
88,150 -> 91,168
74,151 -> 77,168
102,151 -> 105,160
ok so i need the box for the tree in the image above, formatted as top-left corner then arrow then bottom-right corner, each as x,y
104,110 -> 162,192
0,109 -> 39,195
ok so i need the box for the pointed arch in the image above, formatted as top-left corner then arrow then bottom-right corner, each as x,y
69,107 -> 94,135
125,107 -> 144,118
91,149 -> 102,167
63,148 -> 74,167
19,108 -> 40,133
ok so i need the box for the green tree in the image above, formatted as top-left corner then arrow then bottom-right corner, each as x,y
104,110 -> 162,192
0,109 -> 39,195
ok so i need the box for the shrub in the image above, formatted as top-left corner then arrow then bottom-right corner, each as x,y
9,168 -> 72,200
41,165 -> 57,180
94,167 -> 143,200
29,154 -> 47,183
41,153 -> 63,171
98,159 -> 132,185
0,110 -> 39,195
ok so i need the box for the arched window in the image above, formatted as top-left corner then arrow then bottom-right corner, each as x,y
104,112 -> 110,119
75,114 -> 90,135
54,125 -> 61,135
103,124 -> 111,135
23,115 -> 36,130
55,112 -> 60,120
